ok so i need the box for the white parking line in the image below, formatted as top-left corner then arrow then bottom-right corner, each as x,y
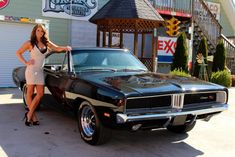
0,146 -> 8,157
0,94 -> 22,105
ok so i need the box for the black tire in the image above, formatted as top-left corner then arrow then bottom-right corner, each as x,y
22,84 -> 41,111
77,101 -> 112,145
167,121 -> 196,133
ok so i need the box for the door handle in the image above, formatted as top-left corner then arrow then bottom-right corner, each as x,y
52,73 -> 61,78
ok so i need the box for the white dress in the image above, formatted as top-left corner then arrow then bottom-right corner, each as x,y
25,45 -> 49,85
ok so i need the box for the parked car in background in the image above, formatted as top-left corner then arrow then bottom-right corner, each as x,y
12,47 -> 229,145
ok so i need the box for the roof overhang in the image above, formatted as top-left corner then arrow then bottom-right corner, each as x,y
220,0 -> 235,35
93,18 -> 165,33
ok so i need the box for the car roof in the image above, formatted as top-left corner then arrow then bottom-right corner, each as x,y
71,47 -> 129,52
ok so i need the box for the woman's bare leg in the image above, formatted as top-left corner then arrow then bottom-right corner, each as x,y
26,85 -> 38,121
27,85 -> 44,121
26,85 -> 34,109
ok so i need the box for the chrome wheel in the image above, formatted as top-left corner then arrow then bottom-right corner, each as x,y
78,101 -> 112,145
80,105 -> 96,137
22,84 -> 28,109
22,84 -> 40,111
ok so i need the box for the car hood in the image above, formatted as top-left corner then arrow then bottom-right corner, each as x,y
81,72 -> 225,97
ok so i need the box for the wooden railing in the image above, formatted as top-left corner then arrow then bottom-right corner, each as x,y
193,0 -> 222,47
153,0 -> 192,14
227,36 -> 235,45
220,34 -> 235,73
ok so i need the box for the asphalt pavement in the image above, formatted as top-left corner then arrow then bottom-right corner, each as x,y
0,87 -> 235,157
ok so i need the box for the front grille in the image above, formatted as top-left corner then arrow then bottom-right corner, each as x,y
125,91 -> 226,111
172,94 -> 184,109
184,92 -> 217,105
126,95 -> 171,110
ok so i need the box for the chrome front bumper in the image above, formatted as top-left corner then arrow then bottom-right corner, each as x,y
116,104 -> 228,124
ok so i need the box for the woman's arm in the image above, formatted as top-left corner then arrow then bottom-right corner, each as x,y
47,41 -> 72,52
16,41 -> 33,66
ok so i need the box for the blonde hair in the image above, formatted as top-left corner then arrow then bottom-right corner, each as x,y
30,24 -> 49,47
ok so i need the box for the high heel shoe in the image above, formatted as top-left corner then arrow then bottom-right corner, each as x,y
23,112 -> 32,126
32,121 -> 40,126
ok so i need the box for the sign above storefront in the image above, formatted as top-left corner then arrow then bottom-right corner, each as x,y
42,0 -> 98,21
0,0 -> 9,9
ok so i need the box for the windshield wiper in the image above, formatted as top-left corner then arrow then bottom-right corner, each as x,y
78,68 -> 117,72
117,68 -> 147,72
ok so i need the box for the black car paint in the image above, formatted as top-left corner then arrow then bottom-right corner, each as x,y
12,48 -> 228,130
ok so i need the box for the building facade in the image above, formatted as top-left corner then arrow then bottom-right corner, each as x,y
0,0 -> 234,87
0,0 -> 102,87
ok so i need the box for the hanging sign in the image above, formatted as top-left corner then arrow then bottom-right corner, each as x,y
0,0 -> 9,9
205,2 -> 220,21
106,33 -> 120,47
42,0 -> 98,21
195,1 -> 220,22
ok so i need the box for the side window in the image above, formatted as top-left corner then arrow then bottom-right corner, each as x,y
73,53 -> 89,67
44,53 -> 66,70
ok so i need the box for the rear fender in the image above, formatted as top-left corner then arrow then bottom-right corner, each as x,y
12,66 -> 26,89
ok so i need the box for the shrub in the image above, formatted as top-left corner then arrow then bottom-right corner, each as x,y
170,69 -> 191,77
210,70 -> 232,87
212,40 -> 226,72
232,75 -> 235,86
171,32 -> 188,72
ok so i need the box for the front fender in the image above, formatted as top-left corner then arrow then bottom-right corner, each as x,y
93,106 -> 118,128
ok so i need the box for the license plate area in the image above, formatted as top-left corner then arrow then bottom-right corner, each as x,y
172,115 -> 187,126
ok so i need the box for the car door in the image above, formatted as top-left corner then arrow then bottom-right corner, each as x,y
44,52 -> 74,108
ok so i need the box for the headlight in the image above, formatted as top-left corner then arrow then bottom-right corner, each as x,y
216,91 -> 227,104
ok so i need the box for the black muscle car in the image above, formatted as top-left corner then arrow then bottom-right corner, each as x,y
12,47 -> 229,145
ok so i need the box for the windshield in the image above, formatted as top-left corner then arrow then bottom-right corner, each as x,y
72,50 -> 148,73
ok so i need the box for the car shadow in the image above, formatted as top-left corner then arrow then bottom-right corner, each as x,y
41,102 -> 204,157
103,130 -> 203,157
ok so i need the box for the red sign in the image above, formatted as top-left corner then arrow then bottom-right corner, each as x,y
0,0 -> 9,9
157,37 -> 177,56
157,36 -> 177,63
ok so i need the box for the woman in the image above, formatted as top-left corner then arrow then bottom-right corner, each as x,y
16,24 -> 71,126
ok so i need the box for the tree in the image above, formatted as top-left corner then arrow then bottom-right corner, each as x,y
171,32 -> 188,72
193,37 -> 208,77
212,40 -> 226,72
199,37 -> 208,64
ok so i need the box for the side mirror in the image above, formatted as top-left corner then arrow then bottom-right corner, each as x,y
51,65 -> 61,71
